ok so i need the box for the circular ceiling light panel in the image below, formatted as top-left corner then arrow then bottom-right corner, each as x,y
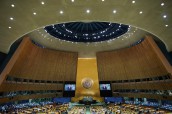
44,22 -> 129,43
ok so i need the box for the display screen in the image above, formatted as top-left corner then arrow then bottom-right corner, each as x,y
64,84 -> 76,91
100,84 -> 111,90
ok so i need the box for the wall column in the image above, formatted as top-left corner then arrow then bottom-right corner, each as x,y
73,58 -> 102,101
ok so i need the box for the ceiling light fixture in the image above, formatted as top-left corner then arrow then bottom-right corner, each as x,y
71,0 -> 74,2
139,11 -> 143,14
163,15 -> 167,18
41,2 -> 45,5
33,12 -> 37,15
11,4 -> 15,7
10,17 -> 14,20
113,10 -> 117,14
60,10 -> 64,14
102,0 -> 105,1
161,3 -> 164,6
86,9 -> 90,13
8,26 -> 11,29
132,1 -> 135,4
165,25 -> 168,27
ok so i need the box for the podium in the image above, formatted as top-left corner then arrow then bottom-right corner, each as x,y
79,97 -> 96,105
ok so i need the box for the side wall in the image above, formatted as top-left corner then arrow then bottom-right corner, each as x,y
97,36 -> 172,100
97,36 -> 171,81
0,37 -> 78,103
8,37 -> 78,81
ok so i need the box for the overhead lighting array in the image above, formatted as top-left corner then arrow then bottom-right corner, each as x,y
7,1 -> 170,30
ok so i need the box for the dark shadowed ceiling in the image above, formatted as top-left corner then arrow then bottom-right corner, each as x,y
44,22 -> 129,42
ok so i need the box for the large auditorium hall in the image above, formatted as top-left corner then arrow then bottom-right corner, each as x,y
0,0 -> 172,113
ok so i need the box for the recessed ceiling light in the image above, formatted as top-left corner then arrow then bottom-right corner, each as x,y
41,2 -> 45,5
10,17 -> 14,20
161,3 -> 164,6
113,10 -> 117,13
165,25 -> 168,27
139,11 -> 143,14
163,15 -> 167,18
102,0 -> 105,1
86,9 -> 90,13
8,26 -> 11,29
71,0 -> 74,2
33,12 -> 37,15
132,1 -> 135,3
60,10 -> 64,14
11,4 -> 15,7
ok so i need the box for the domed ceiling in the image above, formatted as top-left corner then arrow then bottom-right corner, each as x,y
28,22 -> 148,58
0,0 -> 171,58
44,22 -> 129,42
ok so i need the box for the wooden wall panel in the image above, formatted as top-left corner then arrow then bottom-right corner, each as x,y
0,37 -> 31,85
97,36 -> 171,81
0,37 -> 77,103
111,80 -> 172,90
7,37 -> 78,81
0,93 -> 62,104
0,83 -> 63,92
113,93 -> 172,100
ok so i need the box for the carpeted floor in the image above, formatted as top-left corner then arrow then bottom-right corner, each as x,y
86,107 -> 90,114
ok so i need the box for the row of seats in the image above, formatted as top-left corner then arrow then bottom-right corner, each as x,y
90,106 -> 107,114
107,103 -> 169,114
0,101 -> 69,113
125,101 -> 172,111
68,106 -> 86,114
1,101 -> 172,113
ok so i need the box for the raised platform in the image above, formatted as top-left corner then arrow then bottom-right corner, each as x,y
71,96 -> 104,103
79,97 -> 96,105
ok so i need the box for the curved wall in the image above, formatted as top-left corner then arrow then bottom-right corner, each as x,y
0,37 -> 78,104
1,35 -> 172,103
7,37 -> 78,81
97,36 -> 172,81
97,36 -> 172,100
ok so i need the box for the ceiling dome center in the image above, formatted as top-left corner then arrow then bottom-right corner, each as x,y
44,22 -> 129,43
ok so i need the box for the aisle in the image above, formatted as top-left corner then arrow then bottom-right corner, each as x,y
86,107 -> 90,114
